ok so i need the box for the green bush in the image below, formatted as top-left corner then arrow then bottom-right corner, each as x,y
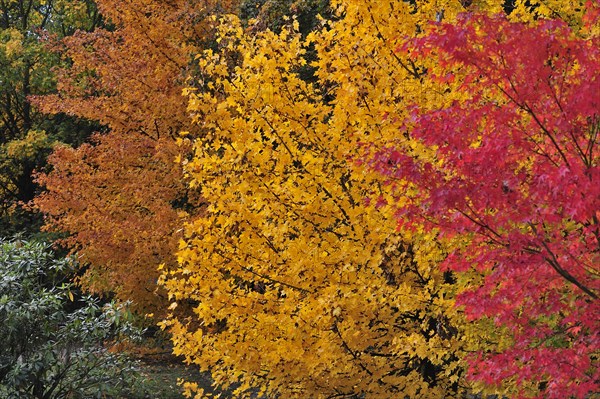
0,239 -> 141,399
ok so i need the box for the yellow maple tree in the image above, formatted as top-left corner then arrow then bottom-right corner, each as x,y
161,2 -> 467,397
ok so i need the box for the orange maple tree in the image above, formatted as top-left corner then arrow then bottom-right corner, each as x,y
36,132 -> 188,312
33,0 -> 237,315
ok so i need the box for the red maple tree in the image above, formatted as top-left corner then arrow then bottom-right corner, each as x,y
373,12 -> 599,398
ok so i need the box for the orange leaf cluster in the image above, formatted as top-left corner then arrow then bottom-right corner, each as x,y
36,132 -> 185,313
33,0 -> 237,315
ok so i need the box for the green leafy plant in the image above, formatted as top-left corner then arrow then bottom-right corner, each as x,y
0,239 -> 141,399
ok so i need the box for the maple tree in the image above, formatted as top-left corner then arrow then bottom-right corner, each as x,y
34,0 -> 238,315
159,0 -> 495,397
36,132 -> 186,314
372,9 -> 600,399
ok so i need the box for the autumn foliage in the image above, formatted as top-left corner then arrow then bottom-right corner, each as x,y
159,1 -> 600,399
0,0 -> 101,234
34,0 -> 237,314
373,10 -> 600,399
158,3 -> 481,398
36,132 -> 185,312
26,0 -> 600,398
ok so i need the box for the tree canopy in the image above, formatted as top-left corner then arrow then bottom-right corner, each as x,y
17,0 -> 600,398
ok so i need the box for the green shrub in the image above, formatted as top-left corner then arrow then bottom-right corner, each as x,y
0,239 -> 141,398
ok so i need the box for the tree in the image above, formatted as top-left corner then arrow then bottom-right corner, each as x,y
35,132 -> 188,315
0,239 -> 141,399
0,0 -> 100,235
159,1 -> 485,396
34,0 -> 238,315
372,10 -> 600,398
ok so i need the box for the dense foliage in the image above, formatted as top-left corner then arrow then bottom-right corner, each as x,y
373,11 -> 600,398
160,1 -> 599,398
0,239 -> 140,399
161,14 -> 462,398
34,0 -> 239,315
7,0 -> 597,398
0,0 -> 99,235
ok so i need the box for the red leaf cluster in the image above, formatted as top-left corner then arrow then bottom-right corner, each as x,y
374,13 -> 599,398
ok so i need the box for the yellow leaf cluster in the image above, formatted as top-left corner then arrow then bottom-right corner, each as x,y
0,28 -> 24,60
163,5 -> 468,399
5,130 -> 54,160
